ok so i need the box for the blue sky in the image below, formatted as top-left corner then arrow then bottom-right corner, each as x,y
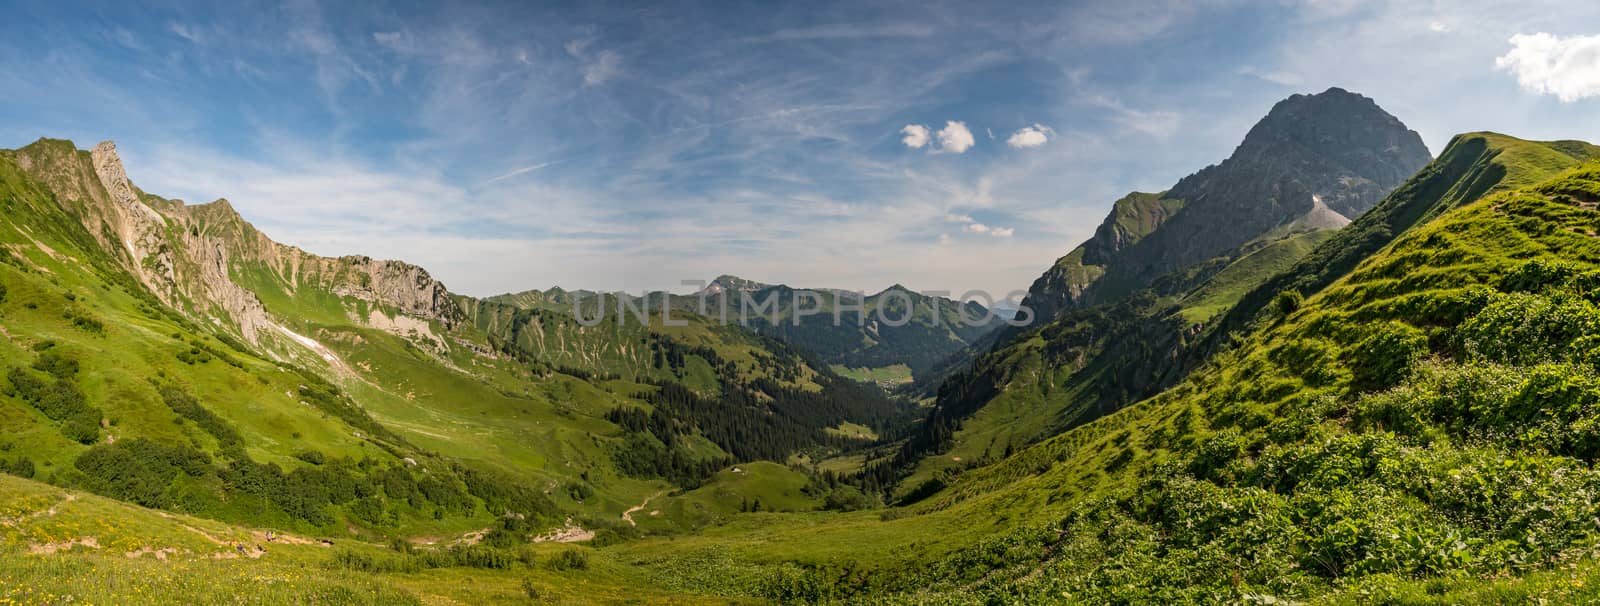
3,0 -> 1599,297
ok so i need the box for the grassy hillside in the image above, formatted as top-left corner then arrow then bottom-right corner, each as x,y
12,131 -> 1600,604
530,136 -> 1600,605
0,139 -> 905,553
878,132 -> 1600,502
855,152 -> 1600,603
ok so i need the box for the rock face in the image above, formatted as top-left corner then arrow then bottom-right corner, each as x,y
14,139 -> 462,346
1020,87 -> 1430,324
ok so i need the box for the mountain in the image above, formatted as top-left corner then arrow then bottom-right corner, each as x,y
0,137 -> 904,550
1022,87 -> 1431,324
489,274 -> 1003,384
852,134 -> 1600,602
10,122 -> 1600,606
878,89 -> 1432,493
10,127 -> 1600,603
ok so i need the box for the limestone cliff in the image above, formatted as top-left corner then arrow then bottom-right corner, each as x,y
12,139 -> 462,348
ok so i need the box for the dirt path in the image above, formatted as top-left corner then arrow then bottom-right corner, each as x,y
622,490 -> 668,527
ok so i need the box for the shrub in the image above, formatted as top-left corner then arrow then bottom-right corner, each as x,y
449,545 -> 513,569
546,549 -> 588,571
158,385 -> 242,447
7,366 -> 101,444
1457,292 -> 1600,366
0,456 -> 35,479
31,351 -> 78,379
348,495 -> 396,527
823,486 -> 874,511
294,450 -> 326,465
1347,322 -> 1428,392
1501,258 -> 1580,293
74,438 -> 210,507
1275,289 -> 1304,317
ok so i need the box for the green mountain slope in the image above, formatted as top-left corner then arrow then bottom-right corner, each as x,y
581,136 -> 1600,605
880,90 -> 1432,494
0,137 -> 902,551
868,143 -> 1600,603
1021,88 -> 1431,323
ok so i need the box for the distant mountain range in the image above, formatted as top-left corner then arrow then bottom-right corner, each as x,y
489,274 -> 1005,382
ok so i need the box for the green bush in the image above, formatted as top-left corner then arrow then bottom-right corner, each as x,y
6,366 -> 101,444
546,549 -> 588,571
1346,322 -> 1428,391
31,351 -> 78,379
1274,289 -> 1304,317
74,438 -> 210,508
158,385 -> 242,447
0,456 -> 35,479
294,450 -> 327,465
1457,292 -> 1600,366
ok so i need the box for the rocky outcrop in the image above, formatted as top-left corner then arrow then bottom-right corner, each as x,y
326,256 -> 461,327
13,139 -> 463,346
1020,88 -> 1431,324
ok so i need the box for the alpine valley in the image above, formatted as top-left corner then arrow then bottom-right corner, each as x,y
9,81 -> 1600,605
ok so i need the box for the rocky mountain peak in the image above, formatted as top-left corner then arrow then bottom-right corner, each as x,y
703,275 -> 771,295
1019,88 -> 1432,324
1218,87 -> 1432,216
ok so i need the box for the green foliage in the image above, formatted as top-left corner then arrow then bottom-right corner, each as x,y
31,350 -> 78,379
1346,322 -> 1427,392
1457,291 -> 1600,366
158,384 -> 243,449
74,438 -> 211,508
0,456 -> 35,478
546,549 -> 588,571
294,449 -> 327,465
1274,289 -> 1303,317
821,486 -> 873,512
6,365 -> 101,444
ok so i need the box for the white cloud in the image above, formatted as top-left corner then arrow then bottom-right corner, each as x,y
935,120 -> 975,153
960,221 -> 1015,237
1237,65 -> 1304,86
901,124 -> 930,148
943,213 -> 973,223
1006,124 -> 1055,148
1428,21 -> 1450,33
373,31 -> 405,47
581,50 -> 622,86
565,37 -> 623,86
1496,32 -> 1600,103
169,22 -> 205,45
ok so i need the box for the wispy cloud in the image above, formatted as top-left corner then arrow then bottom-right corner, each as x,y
753,22 -> 937,42
1237,65 -> 1304,86
485,160 -> 565,184
1080,94 -> 1180,138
